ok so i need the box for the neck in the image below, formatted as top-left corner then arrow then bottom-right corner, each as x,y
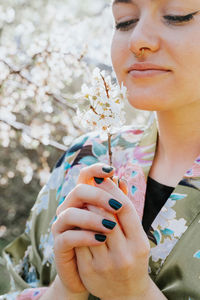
156,101 -> 200,165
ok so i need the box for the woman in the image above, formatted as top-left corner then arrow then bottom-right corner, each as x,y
1,0 -> 200,299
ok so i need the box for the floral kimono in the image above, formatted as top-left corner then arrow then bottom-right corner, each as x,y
1,115 -> 200,300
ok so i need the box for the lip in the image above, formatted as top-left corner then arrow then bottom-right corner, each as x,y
127,63 -> 171,79
127,63 -> 171,72
129,69 -> 170,79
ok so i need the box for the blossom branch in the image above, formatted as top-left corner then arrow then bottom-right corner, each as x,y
76,67 -> 127,166
0,58 -> 76,112
0,118 -> 68,151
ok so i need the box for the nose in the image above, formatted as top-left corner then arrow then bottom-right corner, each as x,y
129,14 -> 160,56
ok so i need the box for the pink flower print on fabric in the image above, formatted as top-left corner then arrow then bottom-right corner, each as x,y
185,156 -> 200,178
17,288 -> 48,300
133,144 -> 156,166
120,129 -> 144,143
115,162 -> 146,220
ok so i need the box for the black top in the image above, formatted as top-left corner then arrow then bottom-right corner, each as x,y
142,176 -> 174,234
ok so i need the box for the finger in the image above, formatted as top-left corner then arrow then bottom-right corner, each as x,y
77,163 -> 115,185
92,177 -> 143,239
89,177 -> 128,230
75,246 -> 109,287
75,246 -> 94,267
112,176 -> 119,187
54,230 -> 108,254
86,204 -> 126,257
88,243 -> 108,260
85,204 -> 110,258
76,245 -> 111,277
108,176 -> 128,196
119,178 -> 128,195
56,184 -> 123,216
52,207 -> 117,235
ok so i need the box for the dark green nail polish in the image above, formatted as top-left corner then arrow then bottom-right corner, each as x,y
102,166 -> 114,173
102,219 -> 117,230
108,198 -> 122,210
94,177 -> 104,184
95,234 -> 107,242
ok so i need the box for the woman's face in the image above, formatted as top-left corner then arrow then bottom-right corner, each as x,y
111,0 -> 200,111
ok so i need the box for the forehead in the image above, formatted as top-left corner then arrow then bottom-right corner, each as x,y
112,0 -> 192,5
112,0 -> 200,5
113,0 -> 155,4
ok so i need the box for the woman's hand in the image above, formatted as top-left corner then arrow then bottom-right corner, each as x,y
74,164 -> 151,300
52,163 -> 151,299
51,163 -> 119,295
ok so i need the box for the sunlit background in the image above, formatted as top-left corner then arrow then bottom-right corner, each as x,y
0,0 -> 149,251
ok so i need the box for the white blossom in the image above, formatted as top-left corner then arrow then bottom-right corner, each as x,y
0,0 -> 148,191
76,67 -> 127,139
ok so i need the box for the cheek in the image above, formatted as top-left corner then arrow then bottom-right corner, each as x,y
166,27 -> 200,76
170,36 -> 200,100
111,35 -> 128,79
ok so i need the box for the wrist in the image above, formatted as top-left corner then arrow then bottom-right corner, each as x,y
53,276 -> 89,300
140,276 -> 167,300
40,275 -> 89,300
102,276 -> 167,300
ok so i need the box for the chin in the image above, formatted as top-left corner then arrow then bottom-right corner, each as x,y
127,93 -> 172,112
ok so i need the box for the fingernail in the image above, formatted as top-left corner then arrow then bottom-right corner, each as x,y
102,219 -> 117,230
108,198 -> 122,210
94,177 -> 104,184
95,234 -> 107,242
102,166 -> 114,173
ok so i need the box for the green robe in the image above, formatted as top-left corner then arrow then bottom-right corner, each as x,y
1,116 -> 200,299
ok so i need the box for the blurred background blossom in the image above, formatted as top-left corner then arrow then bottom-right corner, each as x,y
0,0 -> 149,250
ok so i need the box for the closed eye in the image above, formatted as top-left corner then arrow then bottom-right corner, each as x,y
115,11 -> 199,31
164,11 -> 199,24
115,19 -> 138,31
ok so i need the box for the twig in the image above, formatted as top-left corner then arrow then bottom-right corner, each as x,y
1,59 -> 76,112
0,117 -> 68,151
107,132 -> 112,166
100,73 -> 110,99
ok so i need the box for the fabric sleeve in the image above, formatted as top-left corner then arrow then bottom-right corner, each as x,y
0,162 -> 63,299
0,133 -> 89,299
0,130 -> 123,299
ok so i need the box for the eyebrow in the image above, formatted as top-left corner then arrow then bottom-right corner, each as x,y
113,0 -> 157,4
113,0 -> 132,4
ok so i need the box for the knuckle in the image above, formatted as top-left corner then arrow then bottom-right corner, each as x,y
51,221 -> 57,236
141,243 -> 151,257
93,261 -> 112,274
108,182 -> 117,193
88,205 -> 108,220
54,235 -> 65,253
80,264 -> 92,278
122,201 -> 137,218
136,240 -> 150,258
65,206 -> 76,216
116,255 -> 133,271
79,167 -> 86,176
103,210 -> 116,221
61,231 -> 71,247
123,200 -> 132,211
98,188 -> 104,198
74,183 -> 83,196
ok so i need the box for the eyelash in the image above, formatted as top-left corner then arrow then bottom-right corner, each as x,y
115,12 -> 197,31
